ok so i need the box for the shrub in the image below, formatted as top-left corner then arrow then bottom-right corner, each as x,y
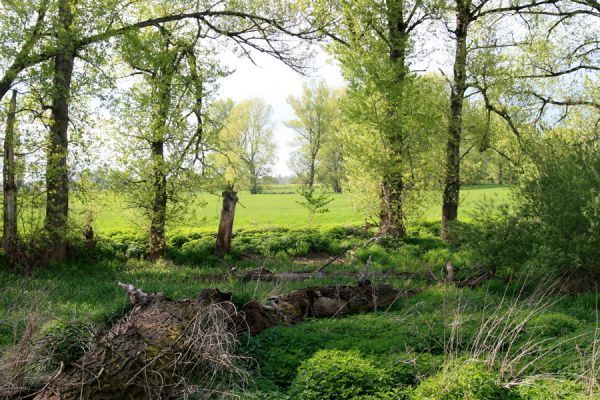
290,350 -> 393,400
515,378 -> 586,400
177,237 -> 216,263
386,353 -> 444,386
462,139 -> 600,280
526,313 -> 581,338
412,361 -> 521,400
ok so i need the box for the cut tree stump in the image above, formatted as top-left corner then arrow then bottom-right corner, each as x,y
30,282 -> 416,400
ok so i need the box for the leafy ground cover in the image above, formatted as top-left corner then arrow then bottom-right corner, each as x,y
1,217 -> 598,399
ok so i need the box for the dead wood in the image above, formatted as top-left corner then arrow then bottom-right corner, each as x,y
32,287 -> 247,400
457,271 -> 494,288
314,236 -> 380,274
30,282 -> 418,399
240,267 -> 434,282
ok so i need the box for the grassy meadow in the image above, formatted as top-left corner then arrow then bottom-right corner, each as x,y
72,184 -> 511,233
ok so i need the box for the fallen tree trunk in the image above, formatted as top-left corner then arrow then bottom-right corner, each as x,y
240,267 -> 435,283
31,282 -> 416,400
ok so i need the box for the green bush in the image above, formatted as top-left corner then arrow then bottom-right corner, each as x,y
290,350 -> 393,400
462,139 -> 600,279
177,236 -> 216,263
526,313 -> 581,338
386,353 -> 444,386
412,361 -> 521,400
515,378 -> 586,400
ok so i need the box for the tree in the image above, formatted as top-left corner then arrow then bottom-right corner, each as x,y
316,132 -> 345,193
439,0 -> 561,238
219,98 -> 276,194
114,23 -> 225,260
296,186 -> 333,226
287,80 -> 336,188
327,0 -> 442,236
3,91 -> 18,260
1,0 -> 325,263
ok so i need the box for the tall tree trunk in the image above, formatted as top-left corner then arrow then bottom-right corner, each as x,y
215,189 -> 238,255
3,90 -> 18,259
308,159 -> 316,189
332,178 -> 342,193
148,140 -> 167,260
249,167 -> 258,194
378,172 -> 406,236
147,63 -> 174,260
378,0 -> 407,237
45,0 -> 75,262
441,3 -> 469,239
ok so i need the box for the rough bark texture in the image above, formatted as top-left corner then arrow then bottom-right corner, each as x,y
378,173 -> 406,237
3,90 -> 18,259
147,50 -> 176,261
45,0 -> 75,263
215,190 -> 238,255
441,1 -> 469,239
31,282 -> 415,399
378,0 -> 408,237
148,139 -> 167,260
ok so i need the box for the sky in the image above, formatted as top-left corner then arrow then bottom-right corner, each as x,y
216,46 -> 345,176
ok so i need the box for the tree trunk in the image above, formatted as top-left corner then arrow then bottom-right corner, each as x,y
378,172 -> 406,236
378,0 -> 407,237
308,159 -> 316,189
147,53 -> 175,260
215,190 -> 238,255
332,178 -> 342,193
441,3 -> 469,239
45,0 -> 75,263
3,90 -> 18,259
148,140 -> 167,260
249,171 -> 258,194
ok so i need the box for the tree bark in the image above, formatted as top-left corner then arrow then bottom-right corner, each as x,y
378,0 -> 408,237
147,61 -> 174,260
45,0 -> 75,263
148,140 -> 167,260
332,178 -> 342,193
308,158 -> 316,189
3,90 -> 18,259
249,168 -> 259,194
378,172 -> 406,236
441,2 -> 469,239
215,190 -> 238,255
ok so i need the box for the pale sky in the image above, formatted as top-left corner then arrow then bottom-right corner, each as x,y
216,46 -> 345,176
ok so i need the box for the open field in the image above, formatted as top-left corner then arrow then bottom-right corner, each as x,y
73,184 -> 511,233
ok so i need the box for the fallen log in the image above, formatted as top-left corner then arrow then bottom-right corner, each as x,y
31,282 -> 416,400
240,267 -> 435,282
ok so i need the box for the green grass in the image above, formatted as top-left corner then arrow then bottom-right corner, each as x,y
72,184 -> 511,233
0,223 -> 596,398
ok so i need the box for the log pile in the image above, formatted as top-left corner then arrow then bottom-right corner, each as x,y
27,282 -> 416,399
